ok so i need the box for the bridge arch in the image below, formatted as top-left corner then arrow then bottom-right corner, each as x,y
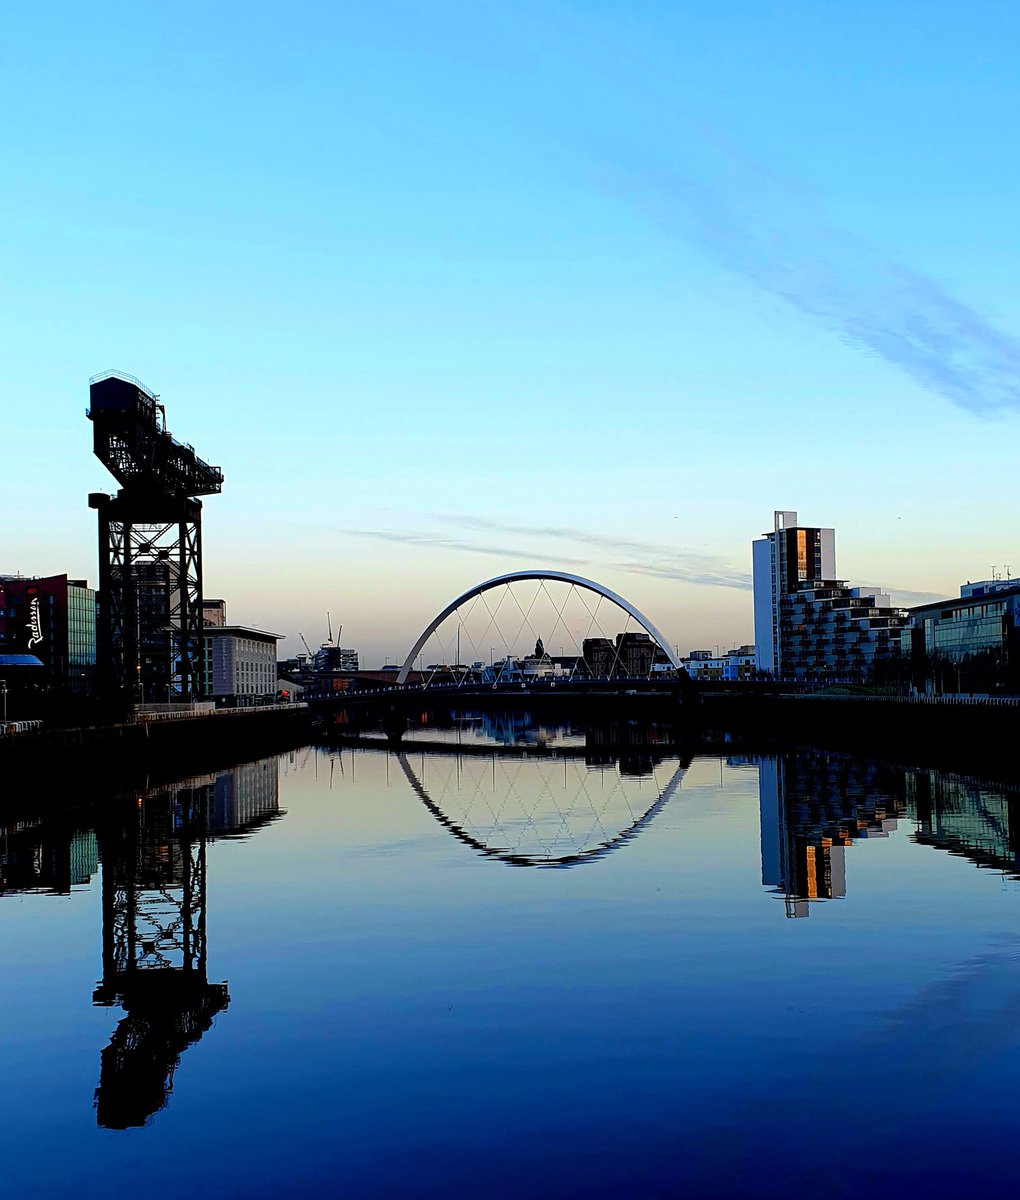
396,569 -> 680,685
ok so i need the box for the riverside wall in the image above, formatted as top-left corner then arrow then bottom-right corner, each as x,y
0,704 -> 316,813
698,692 -> 1019,777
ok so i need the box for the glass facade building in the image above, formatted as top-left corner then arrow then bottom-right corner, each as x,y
904,580 -> 1020,693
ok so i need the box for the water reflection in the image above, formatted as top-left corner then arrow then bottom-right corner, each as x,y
374,713 -> 689,867
0,759 -> 282,1128
399,751 -> 688,867
5,725 -> 1020,1162
0,819 -> 98,895
90,761 -> 283,1127
760,749 -> 1020,916
910,769 -> 1020,874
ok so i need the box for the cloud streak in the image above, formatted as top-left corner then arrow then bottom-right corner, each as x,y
340,519 -> 941,602
337,528 -> 592,567
435,513 -> 752,588
626,153 -> 1020,416
338,513 -> 753,592
439,514 -> 689,561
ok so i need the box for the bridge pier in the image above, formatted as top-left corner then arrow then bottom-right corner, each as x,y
381,708 -> 407,745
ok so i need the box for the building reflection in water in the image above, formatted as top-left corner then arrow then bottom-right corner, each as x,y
0,758 -> 281,1128
5,739 -> 1020,1126
910,769 -> 1020,876
0,819 -> 98,896
759,750 -> 1020,917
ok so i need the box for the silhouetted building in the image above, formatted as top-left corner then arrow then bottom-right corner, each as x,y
582,632 -> 655,676
753,510 -> 835,676
313,645 -> 359,673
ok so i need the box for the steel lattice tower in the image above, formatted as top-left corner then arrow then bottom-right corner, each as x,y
88,372 -> 222,703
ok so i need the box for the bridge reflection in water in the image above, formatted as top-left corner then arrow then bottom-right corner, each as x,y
4,730 -> 1020,1134
398,752 -> 689,868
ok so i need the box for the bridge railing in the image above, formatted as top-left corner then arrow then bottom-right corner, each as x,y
319,675 -> 684,699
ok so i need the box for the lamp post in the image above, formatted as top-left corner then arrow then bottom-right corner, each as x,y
0,679 -> 7,723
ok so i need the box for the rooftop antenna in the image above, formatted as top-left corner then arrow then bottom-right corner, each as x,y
326,611 -> 333,645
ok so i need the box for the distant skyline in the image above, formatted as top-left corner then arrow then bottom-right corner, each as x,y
3,1 -> 1019,663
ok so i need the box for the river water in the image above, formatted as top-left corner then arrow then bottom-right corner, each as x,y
3,715 -> 1020,1198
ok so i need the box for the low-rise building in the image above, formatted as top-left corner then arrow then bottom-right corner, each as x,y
205,626 -> 282,704
904,579 -> 1020,694
681,645 -> 755,682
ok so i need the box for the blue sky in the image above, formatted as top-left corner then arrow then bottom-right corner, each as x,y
4,1 -> 1020,662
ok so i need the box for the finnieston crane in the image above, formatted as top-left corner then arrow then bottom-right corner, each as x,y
88,371 -> 222,705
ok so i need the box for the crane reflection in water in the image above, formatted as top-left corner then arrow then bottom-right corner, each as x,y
91,760 -> 282,1128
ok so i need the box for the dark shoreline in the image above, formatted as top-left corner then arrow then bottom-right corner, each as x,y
3,691 -> 1018,822
0,705 -> 315,818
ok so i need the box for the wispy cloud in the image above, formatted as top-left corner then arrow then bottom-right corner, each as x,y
616,560 -> 752,588
432,513 -> 753,589
438,514 -> 684,561
340,520 -> 935,601
866,584 -> 947,606
621,152 -> 1020,416
337,528 -> 591,566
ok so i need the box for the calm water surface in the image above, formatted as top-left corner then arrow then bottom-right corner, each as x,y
3,719 -> 1020,1198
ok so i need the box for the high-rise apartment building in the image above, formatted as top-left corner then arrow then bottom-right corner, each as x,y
752,512 -> 835,677
753,512 -> 907,684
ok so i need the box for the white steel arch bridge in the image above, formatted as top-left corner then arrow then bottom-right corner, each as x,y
395,570 -> 681,689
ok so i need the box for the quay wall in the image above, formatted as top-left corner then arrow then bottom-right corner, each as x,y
0,705 -> 315,813
699,692 -> 1019,776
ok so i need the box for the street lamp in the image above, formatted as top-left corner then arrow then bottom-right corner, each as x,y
0,679 -> 7,723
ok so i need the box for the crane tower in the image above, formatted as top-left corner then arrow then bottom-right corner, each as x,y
88,372 -> 223,704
